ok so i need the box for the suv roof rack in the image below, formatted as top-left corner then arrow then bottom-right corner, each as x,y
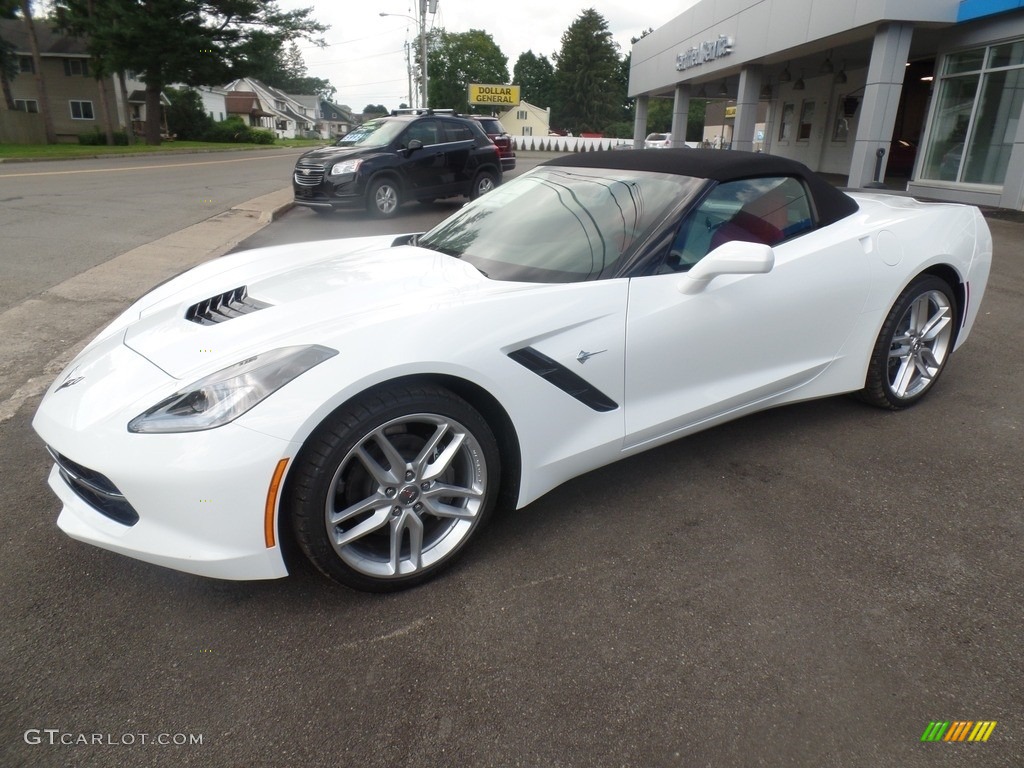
389,108 -> 461,117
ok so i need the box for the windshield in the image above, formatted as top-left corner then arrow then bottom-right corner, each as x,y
417,166 -> 703,282
335,119 -> 405,149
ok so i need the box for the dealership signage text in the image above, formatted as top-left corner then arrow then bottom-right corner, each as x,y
468,84 -> 521,106
676,35 -> 734,71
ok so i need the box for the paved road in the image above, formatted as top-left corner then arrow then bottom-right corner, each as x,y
0,149 -> 304,312
1,157 -> 1022,767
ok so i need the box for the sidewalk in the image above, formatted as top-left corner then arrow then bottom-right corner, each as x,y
0,187 -> 294,424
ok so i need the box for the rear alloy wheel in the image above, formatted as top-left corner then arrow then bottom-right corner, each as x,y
861,275 -> 957,409
367,178 -> 400,218
470,170 -> 497,199
289,384 -> 499,591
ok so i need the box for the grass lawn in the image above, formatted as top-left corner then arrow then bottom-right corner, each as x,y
0,138 -> 325,160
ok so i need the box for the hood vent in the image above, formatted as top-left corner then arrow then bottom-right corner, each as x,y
185,286 -> 270,325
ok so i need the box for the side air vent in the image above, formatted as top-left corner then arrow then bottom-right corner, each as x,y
185,286 -> 270,326
507,347 -> 618,412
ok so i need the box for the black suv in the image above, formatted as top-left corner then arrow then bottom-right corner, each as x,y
292,110 -> 503,218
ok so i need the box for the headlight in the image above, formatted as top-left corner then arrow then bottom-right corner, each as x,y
331,159 -> 362,175
128,345 -> 337,433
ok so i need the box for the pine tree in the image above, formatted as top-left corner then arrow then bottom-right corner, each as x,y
552,9 -> 621,134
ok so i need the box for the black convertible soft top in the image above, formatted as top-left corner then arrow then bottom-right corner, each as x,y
542,148 -> 859,227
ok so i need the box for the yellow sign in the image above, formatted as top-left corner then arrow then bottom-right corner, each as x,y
468,84 -> 521,107
724,106 -> 737,118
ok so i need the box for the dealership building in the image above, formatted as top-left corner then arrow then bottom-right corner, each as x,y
628,0 -> 1024,210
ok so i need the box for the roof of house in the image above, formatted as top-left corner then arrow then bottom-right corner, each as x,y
225,91 -> 274,118
0,18 -> 90,56
321,101 -> 357,122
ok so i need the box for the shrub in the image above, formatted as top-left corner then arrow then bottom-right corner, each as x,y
166,87 -> 214,141
248,128 -> 275,145
202,117 -> 250,143
77,129 -> 129,146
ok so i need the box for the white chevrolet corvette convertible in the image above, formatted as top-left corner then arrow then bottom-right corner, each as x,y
33,150 -> 992,591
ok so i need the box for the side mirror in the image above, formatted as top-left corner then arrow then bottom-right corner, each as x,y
405,138 -> 423,154
678,240 -> 774,294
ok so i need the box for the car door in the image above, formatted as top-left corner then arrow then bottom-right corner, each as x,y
438,119 -> 478,193
623,176 -> 870,449
399,119 -> 447,199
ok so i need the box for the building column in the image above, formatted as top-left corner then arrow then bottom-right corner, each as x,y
633,95 -> 649,148
848,22 -> 914,188
733,66 -> 762,152
671,84 -> 691,147
999,96 -> 1024,210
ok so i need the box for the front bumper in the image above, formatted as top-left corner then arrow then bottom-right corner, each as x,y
33,342 -> 298,581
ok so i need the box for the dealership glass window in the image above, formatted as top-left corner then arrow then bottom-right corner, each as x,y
798,100 -> 815,141
922,40 -> 1024,185
69,100 -> 94,120
778,102 -> 795,141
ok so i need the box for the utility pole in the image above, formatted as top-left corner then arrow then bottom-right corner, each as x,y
420,0 -> 429,108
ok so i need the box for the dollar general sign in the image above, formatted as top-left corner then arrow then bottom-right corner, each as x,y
468,84 -> 521,106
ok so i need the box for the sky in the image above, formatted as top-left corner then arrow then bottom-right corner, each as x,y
274,1 -> 666,111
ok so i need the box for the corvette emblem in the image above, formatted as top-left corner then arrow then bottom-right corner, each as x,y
576,349 -> 607,364
56,375 -> 84,391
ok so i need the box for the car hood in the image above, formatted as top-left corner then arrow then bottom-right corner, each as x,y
298,145 -> 382,163
117,237 -> 533,380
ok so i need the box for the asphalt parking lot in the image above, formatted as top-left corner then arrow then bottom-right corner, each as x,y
1,182 -> 1021,767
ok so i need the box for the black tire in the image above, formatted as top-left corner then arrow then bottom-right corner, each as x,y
860,275 -> 957,409
470,170 -> 498,200
288,383 -> 500,592
367,177 -> 401,218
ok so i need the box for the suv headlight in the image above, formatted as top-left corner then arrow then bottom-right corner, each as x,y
331,159 -> 362,175
128,345 -> 337,433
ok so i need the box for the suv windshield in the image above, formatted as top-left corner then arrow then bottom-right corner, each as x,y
418,166 -> 703,282
335,118 -> 406,149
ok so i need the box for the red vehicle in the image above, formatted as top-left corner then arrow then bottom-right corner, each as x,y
471,115 -> 516,171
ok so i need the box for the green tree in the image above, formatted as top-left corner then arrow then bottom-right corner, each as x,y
17,0 -> 56,142
362,103 -> 387,116
165,86 -> 213,140
426,29 -> 508,113
512,50 -> 554,109
552,9 -> 620,133
1,0 -> 18,110
54,0 -> 327,145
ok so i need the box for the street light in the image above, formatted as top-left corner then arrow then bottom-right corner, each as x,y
380,7 -> 429,109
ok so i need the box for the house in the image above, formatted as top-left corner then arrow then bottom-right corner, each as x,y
497,100 -> 551,138
0,17 -> 117,143
195,86 -> 229,123
319,100 -> 358,139
223,78 -> 315,138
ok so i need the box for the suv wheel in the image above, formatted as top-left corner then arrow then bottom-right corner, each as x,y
471,170 -> 497,200
368,178 -> 400,218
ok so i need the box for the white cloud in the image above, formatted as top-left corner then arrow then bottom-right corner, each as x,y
275,1 -> 660,109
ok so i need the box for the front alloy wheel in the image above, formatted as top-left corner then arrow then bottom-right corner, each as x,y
861,275 -> 957,409
367,178 -> 400,218
289,384 -> 499,591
